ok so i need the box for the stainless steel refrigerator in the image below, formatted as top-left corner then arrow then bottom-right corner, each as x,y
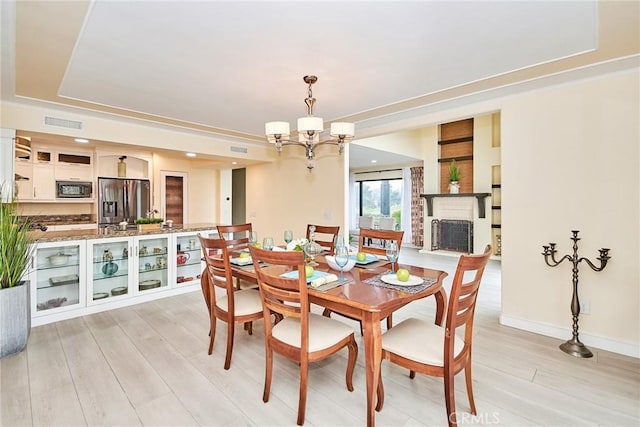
98,177 -> 151,226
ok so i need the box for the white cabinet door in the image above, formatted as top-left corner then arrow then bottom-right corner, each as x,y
55,164 -> 93,181
172,230 -> 216,288
32,240 -> 87,317
135,234 -> 171,295
87,237 -> 134,304
14,161 -> 33,201
32,164 -> 56,200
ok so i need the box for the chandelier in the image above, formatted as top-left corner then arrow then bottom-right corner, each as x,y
265,75 -> 355,171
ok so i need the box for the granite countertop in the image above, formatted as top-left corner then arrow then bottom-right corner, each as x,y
29,223 -> 219,243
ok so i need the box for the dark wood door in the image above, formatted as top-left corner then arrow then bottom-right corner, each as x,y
165,176 -> 184,225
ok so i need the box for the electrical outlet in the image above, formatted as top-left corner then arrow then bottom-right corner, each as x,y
580,300 -> 591,315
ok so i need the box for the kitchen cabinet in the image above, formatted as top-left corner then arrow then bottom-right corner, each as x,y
87,234 -> 172,305
32,164 -> 56,200
55,164 -> 93,181
14,161 -> 33,201
30,226 -> 217,326
173,230 -> 216,288
31,240 -> 87,317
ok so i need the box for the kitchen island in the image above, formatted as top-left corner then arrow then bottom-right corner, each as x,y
28,223 -> 218,326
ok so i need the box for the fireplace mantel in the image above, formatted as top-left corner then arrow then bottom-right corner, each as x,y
420,193 -> 491,218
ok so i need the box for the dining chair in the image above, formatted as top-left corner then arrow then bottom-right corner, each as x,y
378,216 -> 396,231
323,228 -> 405,331
377,245 -> 492,427
358,215 -> 374,245
249,246 -> 358,426
306,224 -> 341,255
216,223 -> 257,289
217,223 -> 253,250
198,234 -> 264,370
358,228 -> 404,267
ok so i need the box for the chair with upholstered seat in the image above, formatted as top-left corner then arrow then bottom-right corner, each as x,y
198,234 -> 264,370
377,245 -> 492,427
217,223 -> 257,289
217,223 -> 253,251
358,228 -> 404,269
249,246 -> 358,426
378,216 -> 396,231
306,224 -> 341,255
323,228 -> 404,331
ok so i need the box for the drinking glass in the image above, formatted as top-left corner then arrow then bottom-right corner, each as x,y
248,231 -> 258,247
263,237 -> 274,251
386,241 -> 399,273
334,234 -> 345,250
284,230 -> 293,245
334,245 -> 349,282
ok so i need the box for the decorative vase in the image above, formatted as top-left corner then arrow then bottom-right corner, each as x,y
102,261 -> 119,276
449,181 -> 460,194
0,281 -> 31,358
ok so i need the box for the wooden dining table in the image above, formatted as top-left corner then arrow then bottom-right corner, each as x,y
201,254 -> 448,427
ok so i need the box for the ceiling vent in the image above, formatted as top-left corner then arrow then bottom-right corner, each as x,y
230,146 -> 248,154
43,116 -> 83,130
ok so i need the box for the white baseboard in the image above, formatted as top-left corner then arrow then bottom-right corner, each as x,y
500,314 -> 640,359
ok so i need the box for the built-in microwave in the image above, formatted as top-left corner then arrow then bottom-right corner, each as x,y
56,181 -> 93,198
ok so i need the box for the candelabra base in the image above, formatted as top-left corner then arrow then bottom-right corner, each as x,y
560,338 -> 593,358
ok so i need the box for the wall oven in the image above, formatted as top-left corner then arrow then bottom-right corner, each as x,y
56,181 -> 93,198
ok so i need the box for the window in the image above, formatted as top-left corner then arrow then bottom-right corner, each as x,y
358,178 -> 403,226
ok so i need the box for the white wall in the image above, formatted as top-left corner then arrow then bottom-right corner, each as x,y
500,70 -> 639,356
245,144 -> 346,244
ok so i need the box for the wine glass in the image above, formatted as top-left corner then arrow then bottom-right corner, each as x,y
334,234 -> 345,251
263,237 -> 274,251
284,230 -> 293,245
334,245 -> 349,282
386,241 -> 399,273
248,231 -> 258,247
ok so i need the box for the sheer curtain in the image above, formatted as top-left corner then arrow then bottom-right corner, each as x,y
348,172 -> 358,232
410,166 -> 424,247
401,167 -> 412,245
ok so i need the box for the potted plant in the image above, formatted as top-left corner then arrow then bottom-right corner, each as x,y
134,217 -> 164,232
449,159 -> 461,194
0,186 -> 34,358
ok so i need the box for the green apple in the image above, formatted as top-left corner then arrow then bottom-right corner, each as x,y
396,268 -> 410,282
356,252 -> 367,262
239,252 -> 250,259
305,265 -> 314,278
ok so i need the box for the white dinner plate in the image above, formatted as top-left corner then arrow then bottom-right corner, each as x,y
380,274 -> 423,287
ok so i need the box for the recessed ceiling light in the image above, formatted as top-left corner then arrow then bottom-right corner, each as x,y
186,152 -> 196,157
371,160 -> 377,163
231,161 -> 237,165
74,138 -> 89,143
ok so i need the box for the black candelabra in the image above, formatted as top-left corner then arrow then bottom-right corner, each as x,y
542,230 -> 610,358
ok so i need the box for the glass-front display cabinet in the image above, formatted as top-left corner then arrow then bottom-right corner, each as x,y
87,237 -> 132,305
173,230 -> 216,288
136,234 -> 171,294
32,240 -> 86,316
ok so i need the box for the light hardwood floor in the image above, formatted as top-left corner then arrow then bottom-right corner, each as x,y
2,248 -> 639,426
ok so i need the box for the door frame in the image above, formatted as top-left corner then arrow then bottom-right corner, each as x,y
160,170 -> 188,224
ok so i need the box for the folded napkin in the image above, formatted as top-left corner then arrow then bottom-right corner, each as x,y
230,256 -> 252,266
272,246 -> 286,252
280,270 -> 338,288
309,273 -> 338,288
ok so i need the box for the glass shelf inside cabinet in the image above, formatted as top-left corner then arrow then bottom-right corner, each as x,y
36,244 -> 81,311
93,241 -> 129,281
138,236 -> 169,292
176,235 -> 203,285
36,244 -> 81,290
91,240 -> 130,302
